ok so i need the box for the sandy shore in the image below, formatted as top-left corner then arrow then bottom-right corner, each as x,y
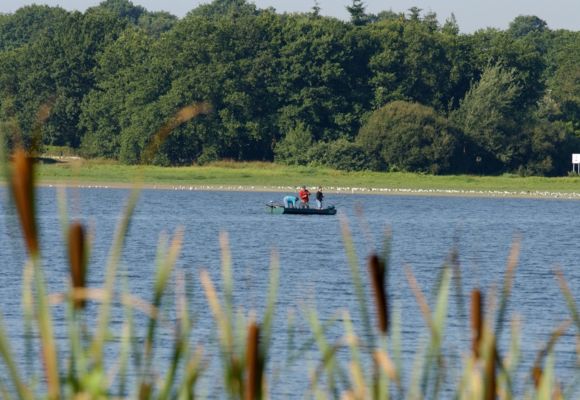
38,181 -> 580,200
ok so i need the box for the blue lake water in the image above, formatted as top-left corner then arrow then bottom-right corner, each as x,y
1,187 -> 579,397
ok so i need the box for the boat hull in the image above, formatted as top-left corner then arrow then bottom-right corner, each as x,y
266,205 -> 336,215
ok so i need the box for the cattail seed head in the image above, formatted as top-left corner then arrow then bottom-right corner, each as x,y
532,366 -> 542,388
369,254 -> 388,334
485,338 -> 497,400
68,222 -> 87,309
471,289 -> 483,358
245,322 -> 262,400
10,147 -> 38,256
139,382 -> 152,400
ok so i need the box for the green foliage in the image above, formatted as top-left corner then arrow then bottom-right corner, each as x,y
358,101 -> 459,173
523,117 -> 579,176
366,11 -> 456,111
545,31 -> 580,135
308,138 -> 369,171
275,14 -> 371,142
0,5 -> 69,51
347,0 -> 368,26
451,63 -> 525,172
468,28 -> 547,110
508,15 -> 548,38
273,123 -> 313,165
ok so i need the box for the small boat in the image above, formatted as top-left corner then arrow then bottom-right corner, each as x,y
266,202 -> 337,215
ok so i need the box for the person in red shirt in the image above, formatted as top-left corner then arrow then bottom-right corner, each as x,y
298,186 -> 310,208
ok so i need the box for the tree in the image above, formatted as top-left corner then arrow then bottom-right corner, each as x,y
275,15 -> 370,142
451,63 -> 526,171
137,12 -> 177,37
311,1 -> 321,17
367,14 -> 454,110
469,29 -> 546,110
0,5 -> 69,51
86,0 -> 146,24
545,31 -> 580,134
274,123 -> 313,165
79,27 -> 156,159
524,116 -> 578,175
357,101 -> 459,173
442,13 -> 459,35
0,8 -> 127,149
508,15 -> 548,38
308,138 -> 368,171
188,0 -> 258,18
347,0 -> 368,26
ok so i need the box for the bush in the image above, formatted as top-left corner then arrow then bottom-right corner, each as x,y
273,123 -> 312,165
357,101 -> 459,174
308,138 -> 369,171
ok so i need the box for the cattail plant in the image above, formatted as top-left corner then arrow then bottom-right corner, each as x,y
484,335 -> 497,400
368,254 -> 388,335
68,222 -> 87,309
7,147 -> 61,399
471,289 -> 483,358
9,147 -> 38,256
245,321 -> 263,400
201,232 -> 279,400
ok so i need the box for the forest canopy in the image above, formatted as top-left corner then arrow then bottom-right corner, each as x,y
1,0 -> 579,175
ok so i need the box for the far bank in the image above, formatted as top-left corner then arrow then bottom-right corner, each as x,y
14,159 -> 578,200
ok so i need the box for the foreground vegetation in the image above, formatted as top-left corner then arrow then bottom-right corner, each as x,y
32,159 -> 580,196
2,146 -> 579,399
1,0 -> 580,175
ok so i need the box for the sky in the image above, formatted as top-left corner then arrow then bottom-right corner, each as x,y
1,0 -> 579,33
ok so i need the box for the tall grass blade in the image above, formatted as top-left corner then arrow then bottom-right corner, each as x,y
339,216 -> 372,346
261,250 -> 280,364
483,332 -> 497,400
0,315 -> 32,399
494,238 -> 520,338
143,227 -> 183,380
32,254 -> 60,399
537,353 -> 555,400
91,187 -> 140,364
0,378 -> 14,400
391,305 -> 403,396
343,311 -> 365,397
117,275 -> 134,397
555,269 -> 580,331
306,307 -> 340,397
178,347 -> 203,400
219,231 -> 235,348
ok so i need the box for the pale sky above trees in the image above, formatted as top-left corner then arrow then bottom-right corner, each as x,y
1,0 -> 579,33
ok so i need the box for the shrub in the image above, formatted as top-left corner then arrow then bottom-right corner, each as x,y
357,100 -> 459,174
273,123 -> 313,165
308,138 -> 369,171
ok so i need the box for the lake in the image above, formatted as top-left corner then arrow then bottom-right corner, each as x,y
1,187 -> 579,397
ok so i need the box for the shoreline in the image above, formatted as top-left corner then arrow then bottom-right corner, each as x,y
37,181 -> 580,200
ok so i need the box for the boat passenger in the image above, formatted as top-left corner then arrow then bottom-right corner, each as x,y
283,195 -> 298,208
316,186 -> 324,209
299,186 -> 310,208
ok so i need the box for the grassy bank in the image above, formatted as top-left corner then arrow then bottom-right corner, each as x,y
32,159 -> 580,196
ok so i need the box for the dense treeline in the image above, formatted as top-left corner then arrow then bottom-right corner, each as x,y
1,0 -> 579,175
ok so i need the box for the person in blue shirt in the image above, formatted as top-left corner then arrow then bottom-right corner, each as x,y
283,195 -> 298,208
